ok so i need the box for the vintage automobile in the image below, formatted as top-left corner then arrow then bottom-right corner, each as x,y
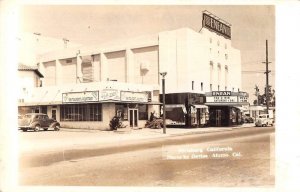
243,115 -> 254,123
18,113 -> 60,132
255,114 -> 274,127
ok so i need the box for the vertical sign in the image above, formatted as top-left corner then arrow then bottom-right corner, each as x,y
202,12 -> 231,39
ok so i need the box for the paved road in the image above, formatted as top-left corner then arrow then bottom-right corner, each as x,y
19,127 -> 275,187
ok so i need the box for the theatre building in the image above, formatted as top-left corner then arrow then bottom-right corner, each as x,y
18,11 -> 248,129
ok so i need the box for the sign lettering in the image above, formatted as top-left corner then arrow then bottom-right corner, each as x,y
202,13 -> 231,39
62,91 -> 99,103
121,91 -> 148,103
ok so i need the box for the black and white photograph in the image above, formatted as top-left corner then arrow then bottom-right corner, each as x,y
1,1 -> 300,192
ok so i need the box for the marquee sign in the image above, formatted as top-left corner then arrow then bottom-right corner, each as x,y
206,91 -> 249,103
62,91 -> 99,103
120,91 -> 148,103
202,12 -> 231,39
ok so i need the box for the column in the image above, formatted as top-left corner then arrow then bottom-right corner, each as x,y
100,52 -> 108,81
93,54 -> 100,82
76,55 -> 83,83
126,48 -> 135,83
55,59 -> 62,85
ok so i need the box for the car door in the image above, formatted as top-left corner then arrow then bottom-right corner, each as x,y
43,115 -> 51,127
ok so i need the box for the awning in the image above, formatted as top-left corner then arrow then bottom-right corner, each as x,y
249,105 -> 265,111
165,104 -> 185,108
165,104 -> 187,114
234,106 -> 247,111
193,104 -> 208,109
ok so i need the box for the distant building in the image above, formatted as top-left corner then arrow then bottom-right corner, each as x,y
18,63 -> 44,114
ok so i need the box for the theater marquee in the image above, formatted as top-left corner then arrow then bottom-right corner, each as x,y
202,12 -> 231,39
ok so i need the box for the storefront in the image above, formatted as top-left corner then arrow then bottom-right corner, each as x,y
18,81 -> 160,130
205,91 -> 249,127
160,92 -> 208,127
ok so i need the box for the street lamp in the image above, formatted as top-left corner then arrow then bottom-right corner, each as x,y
160,72 -> 167,134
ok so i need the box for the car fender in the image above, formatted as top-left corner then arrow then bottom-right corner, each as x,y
49,122 -> 60,128
30,122 -> 40,128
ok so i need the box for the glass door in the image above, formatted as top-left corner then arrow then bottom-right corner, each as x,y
129,109 -> 138,127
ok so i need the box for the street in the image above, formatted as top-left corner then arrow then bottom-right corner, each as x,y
19,126 -> 275,187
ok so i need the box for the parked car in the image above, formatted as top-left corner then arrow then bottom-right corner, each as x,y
255,114 -> 274,127
18,113 -> 60,132
244,116 -> 254,123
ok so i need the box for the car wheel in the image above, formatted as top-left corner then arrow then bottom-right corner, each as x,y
54,125 -> 60,131
43,128 -> 48,131
34,125 -> 40,132
22,129 -> 28,132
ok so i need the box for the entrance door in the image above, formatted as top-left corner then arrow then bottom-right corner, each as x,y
129,109 -> 138,127
216,109 -> 222,127
51,109 -> 57,120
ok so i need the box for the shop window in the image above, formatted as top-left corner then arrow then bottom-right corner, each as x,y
138,104 -> 148,120
115,104 -> 128,120
60,103 -> 102,121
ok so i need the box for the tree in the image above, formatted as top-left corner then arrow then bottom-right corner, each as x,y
253,85 -> 275,107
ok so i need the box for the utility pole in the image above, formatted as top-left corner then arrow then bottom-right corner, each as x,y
263,40 -> 271,114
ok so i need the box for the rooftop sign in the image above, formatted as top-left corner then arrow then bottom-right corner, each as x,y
202,12 -> 231,39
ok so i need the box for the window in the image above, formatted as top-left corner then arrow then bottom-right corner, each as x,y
210,84 -> 212,91
217,64 -> 221,86
217,40 -> 220,46
192,81 -> 194,90
225,54 -> 228,60
201,82 -> 203,91
225,65 -> 228,88
60,104 -> 102,121
138,104 -> 148,120
210,61 -> 213,86
115,104 -> 128,120
225,43 -> 227,49
218,85 -> 220,91
209,37 -> 212,43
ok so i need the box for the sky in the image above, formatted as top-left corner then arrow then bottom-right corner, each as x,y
19,4 -> 275,103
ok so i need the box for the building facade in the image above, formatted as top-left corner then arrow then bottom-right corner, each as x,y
18,15 -> 248,129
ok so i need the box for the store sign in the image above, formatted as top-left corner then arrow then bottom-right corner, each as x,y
202,12 -> 231,39
62,91 -> 99,103
100,89 -> 120,101
121,91 -> 148,102
238,96 -> 249,103
206,96 -> 238,103
212,91 -> 231,96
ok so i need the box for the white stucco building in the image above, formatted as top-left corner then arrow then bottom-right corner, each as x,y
18,12 -> 248,129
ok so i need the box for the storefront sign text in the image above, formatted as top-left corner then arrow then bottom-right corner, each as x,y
212,91 -> 231,96
206,96 -> 238,103
121,91 -> 148,103
62,91 -> 99,103
202,12 -> 231,39
100,89 -> 120,101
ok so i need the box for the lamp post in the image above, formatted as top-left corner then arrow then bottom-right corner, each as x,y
160,72 -> 167,134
